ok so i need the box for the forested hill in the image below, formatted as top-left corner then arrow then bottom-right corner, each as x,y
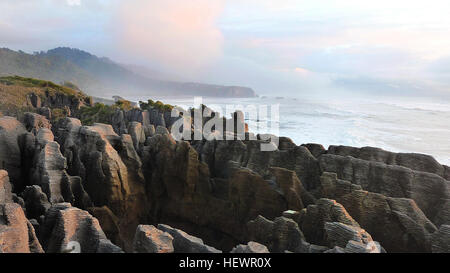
0,47 -> 257,98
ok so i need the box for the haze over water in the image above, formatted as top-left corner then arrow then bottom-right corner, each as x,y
130,95 -> 450,166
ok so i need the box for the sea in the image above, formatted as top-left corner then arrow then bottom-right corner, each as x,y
125,95 -> 450,166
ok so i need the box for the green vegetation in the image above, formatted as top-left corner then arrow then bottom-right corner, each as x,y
62,81 -> 81,91
115,99 -> 133,111
139,99 -> 174,112
0,76 -> 87,99
78,99 -> 135,125
79,103 -> 115,126
0,75 -> 91,119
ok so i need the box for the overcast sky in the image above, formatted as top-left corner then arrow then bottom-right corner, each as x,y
1,0 -> 450,99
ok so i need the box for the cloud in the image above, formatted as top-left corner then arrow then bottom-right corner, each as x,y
113,0 -> 225,75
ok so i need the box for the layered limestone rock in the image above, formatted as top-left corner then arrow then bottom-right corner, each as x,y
0,170 -> 12,204
319,154 -> 450,226
22,112 -> 51,134
230,241 -> 269,253
22,185 -> 51,220
247,215 -> 305,253
327,145 -> 450,180
157,224 -> 221,253
431,225 -> 450,253
133,225 -> 174,253
324,222 -> 373,249
39,203 -> 122,253
0,202 -> 43,253
0,117 -> 27,191
143,132 -> 314,250
194,139 -> 321,191
55,119 -> 148,250
298,198 -> 360,246
319,172 -> 438,252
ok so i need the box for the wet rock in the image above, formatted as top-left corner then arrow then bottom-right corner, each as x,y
133,225 -> 174,253
157,224 -> 221,253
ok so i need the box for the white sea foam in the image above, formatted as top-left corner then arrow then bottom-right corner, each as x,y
130,95 -> 450,166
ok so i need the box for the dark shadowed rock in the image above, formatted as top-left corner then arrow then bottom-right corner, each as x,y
298,198 -> 360,246
301,143 -> 326,158
318,172 -> 438,252
23,185 -> 51,220
88,206 -> 123,248
431,225 -> 450,253
319,154 -> 450,226
327,145 -> 449,180
157,224 -> 221,253
324,222 -> 373,249
55,119 -> 148,251
247,215 -> 305,253
0,117 -> 27,190
22,112 -> 51,134
41,203 -> 122,253
133,225 -> 174,253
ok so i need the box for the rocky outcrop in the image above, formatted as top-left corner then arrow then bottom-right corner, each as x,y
195,140 -> 321,191
324,222 -> 373,249
230,241 -> 269,253
319,172 -> 438,252
319,154 -> 450,227
55,119 -> 148,250
298,198 -> 360,246
0,202 -> 43,253
22,185 -> 51,220
301,143 -> 326,158
0,170 -> 12,204
133,225 -> 174,253
431,225 -> 450,253
0,117 -> 27,191
39,203 -> 122,253
247,215 -> 305,253
22,112 -> 51,134
143,132 -> 314,250
157,224 -> 221,253
88,206 -> 123,248
328,145 -> 450,180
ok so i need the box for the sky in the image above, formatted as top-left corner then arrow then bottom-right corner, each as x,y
1,0 -> 450,99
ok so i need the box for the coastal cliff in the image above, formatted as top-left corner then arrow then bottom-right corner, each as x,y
0,79 -> 449,253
